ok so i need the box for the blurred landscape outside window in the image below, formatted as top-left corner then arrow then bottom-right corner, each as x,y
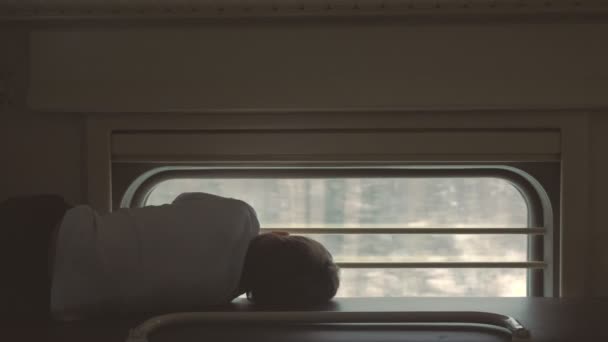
146,177 -> 529,297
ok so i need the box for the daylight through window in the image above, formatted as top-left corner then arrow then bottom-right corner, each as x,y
144,174 -> 535,297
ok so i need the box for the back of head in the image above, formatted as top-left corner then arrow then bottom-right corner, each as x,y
239,234 -> 339,305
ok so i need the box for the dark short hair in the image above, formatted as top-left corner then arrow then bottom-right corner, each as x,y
239,234 -> 339,305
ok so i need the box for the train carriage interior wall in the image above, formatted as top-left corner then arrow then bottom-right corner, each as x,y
2,1 -> 608,341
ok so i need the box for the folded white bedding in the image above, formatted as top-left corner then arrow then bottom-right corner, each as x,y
51,192 -> 260,320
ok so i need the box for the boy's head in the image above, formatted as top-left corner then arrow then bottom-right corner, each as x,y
239,233 -> 339,305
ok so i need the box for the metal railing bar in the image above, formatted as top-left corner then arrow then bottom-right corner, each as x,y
260,228 -> 546,235
335,261 -> 546,269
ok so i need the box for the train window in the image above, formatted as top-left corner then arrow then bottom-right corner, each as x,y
125,167 -> 550,298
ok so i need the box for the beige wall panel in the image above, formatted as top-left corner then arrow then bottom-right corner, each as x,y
2,20 -> 608,296
28,22 -> 608,112
0,112 -> 84,204
590,114 -> 608,296
0,29 -> 84,204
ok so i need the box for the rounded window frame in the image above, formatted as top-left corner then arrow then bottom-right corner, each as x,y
113,163 -> 558,297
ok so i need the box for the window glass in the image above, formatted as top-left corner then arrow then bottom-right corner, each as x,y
146,178 -> 528,228
303,234 -> 527,262
339,269 -> 526,297
145,176 -> 529,297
